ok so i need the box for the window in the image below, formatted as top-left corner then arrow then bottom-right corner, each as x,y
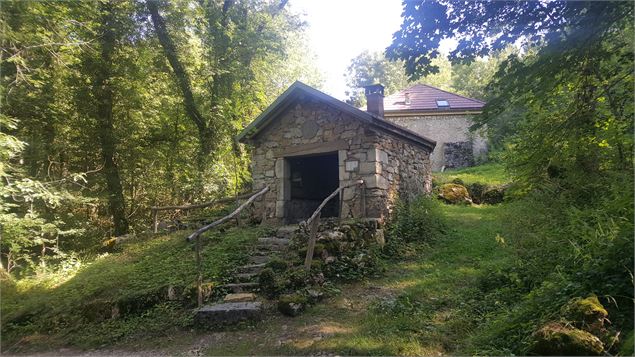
436,99 -> 449,107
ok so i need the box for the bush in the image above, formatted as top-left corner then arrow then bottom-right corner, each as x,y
388,196 -> 447,244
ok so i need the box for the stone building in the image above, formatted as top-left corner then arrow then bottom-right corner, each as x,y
381,84 -> 487,171
237,81 -> 436,223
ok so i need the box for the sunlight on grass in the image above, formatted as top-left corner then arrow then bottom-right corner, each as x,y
434,163 -> 510,186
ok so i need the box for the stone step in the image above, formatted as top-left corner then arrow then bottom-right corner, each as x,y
223,292 -> 257,303
255,244 -> 287,252
258,237 -> 290,245
235,272 -> 259,282
194,302 -> 263,326
218,282 -> 259,293
275,225 -> 298,240
237,263 -> 266,274
248,255 -> 271,265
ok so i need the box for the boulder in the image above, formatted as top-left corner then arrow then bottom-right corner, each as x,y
277,293 -> 309,317
481,186 -> 505,204
466,182 -> 488,204
530,322 -> 604,356
438,183 -> 473,204
562,295 -> 608,332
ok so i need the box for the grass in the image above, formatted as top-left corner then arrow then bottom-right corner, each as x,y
433,162 -> 510,186
1,225 -> 270,352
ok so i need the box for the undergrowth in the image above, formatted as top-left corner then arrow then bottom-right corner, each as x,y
1,225 -> 267,352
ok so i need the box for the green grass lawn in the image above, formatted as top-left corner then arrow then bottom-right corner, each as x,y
434,163 -> 510,186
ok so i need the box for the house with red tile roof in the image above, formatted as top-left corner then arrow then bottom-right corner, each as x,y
370,83 -> 488,171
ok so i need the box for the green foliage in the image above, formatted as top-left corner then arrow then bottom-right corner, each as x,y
386,196 -> 446,256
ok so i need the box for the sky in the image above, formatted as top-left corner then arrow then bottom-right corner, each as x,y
288,0 -> 404,100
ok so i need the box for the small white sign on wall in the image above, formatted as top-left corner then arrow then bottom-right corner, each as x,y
345,160 -> 359,172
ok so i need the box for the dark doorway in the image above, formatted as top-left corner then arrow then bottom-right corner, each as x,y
286,152 -> 339,223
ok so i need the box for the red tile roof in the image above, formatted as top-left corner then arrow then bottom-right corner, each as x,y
383,84 -> 485,112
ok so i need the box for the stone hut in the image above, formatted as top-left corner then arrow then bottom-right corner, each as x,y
237,81 -> 436,224
381,84 -> 487,171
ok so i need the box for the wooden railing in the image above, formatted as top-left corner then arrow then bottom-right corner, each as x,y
183,186 -> 270,307
302,179 -> 365,271
151,191 -> 257,233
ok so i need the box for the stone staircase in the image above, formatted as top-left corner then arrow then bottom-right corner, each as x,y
193,225 -> 297,327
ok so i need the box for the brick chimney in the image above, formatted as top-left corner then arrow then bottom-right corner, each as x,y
364,84 -> 384,117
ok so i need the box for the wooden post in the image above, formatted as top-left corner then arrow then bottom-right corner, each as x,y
260,190 -> 268,225
304,213 -> 320,271
338,189 -> 344,224
152,209 -> 158,233
196,234 -> 203,308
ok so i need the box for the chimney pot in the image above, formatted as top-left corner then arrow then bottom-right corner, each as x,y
363,84 -> 384,117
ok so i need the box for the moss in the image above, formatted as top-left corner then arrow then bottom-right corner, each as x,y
277,293 -> 309,317
466,182 -> 488,204
438,183 -> 472,205
530,322 -> 604,356
451,177 -> 465,186
481,186 -> 505,204
258,268 -> 276,296
265,257 -> 288,271
562,295 -> 609,328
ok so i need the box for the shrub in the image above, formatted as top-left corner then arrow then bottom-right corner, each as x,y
388,196 -> 447,244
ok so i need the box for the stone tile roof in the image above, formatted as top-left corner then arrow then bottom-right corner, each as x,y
383,84 -> 485,112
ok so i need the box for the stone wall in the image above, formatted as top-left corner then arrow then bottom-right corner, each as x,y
245,96 -> 432,223
385,113 -> 487,171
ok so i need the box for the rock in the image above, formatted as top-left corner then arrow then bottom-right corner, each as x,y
530,322 -> 604,356
223,293 -> 256,302
481,186 -> 505,204
466,182 -> 488,204
194,302 -> 263,327
277,293 -> 309,317
562,295 -> 609,332
218,282 -> 259,293
438,183 -> 473,204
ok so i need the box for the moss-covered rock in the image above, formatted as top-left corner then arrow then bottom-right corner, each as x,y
481,186 -> 505,204
530,322 -> 604,356
562,295 -> 608,329
438,183 -> 473,204
466,182 -> 488,204
451,177 -> 465,186
277,293 -> 309,317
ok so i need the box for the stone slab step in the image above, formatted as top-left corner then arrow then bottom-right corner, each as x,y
248,256 -> 271,264
237,263 -> 266,274
235,272 -> 259,282
223,292 -> 257,302
218,282 -> 259,293
275,225 -> 298,239
194,302 -> 262,326
258,237 -> 290,245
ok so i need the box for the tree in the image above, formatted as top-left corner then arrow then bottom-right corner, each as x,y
387,1 -> 634,185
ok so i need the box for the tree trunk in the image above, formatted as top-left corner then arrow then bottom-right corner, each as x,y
94,1 -> 129,236
147,0 -> 212,171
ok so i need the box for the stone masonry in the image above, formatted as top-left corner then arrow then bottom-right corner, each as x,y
386,114 -> 488,171
246,96 -> 432,223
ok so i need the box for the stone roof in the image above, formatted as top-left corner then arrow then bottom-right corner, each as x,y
383,84 -> 485,112
237,81 -> 436,151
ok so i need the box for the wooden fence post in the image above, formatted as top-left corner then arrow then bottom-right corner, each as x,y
152,209 -> 158,233
304,212 -> 321,271
260,190 -> 268,225
338,189 -> 344,223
